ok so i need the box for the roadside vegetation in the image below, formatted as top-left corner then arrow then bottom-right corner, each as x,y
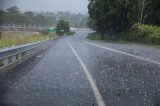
87,32 -> 103,40
88,23 -> 160,45
56,19 -> 75,36
0,32 -> 55,49
87,0 -> 160,45
123,23 -> 160,44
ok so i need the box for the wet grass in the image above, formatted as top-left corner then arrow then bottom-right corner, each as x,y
87,32 -> 160,49
87,33 -> 102,40
0,32 -> 56,49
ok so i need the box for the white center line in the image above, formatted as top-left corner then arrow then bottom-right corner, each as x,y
67,41 -> 106,106
85,42 -> 160,66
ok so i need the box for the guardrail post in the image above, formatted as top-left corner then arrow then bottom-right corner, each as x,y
3,59 -> 9,66
18,54 -> 21,60
12,56 -> 16,62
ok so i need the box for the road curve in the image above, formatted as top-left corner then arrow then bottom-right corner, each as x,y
0,30 -> 160,106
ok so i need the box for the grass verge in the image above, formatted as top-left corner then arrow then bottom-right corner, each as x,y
0,31 -> 56,49
87,32 -> 160,48
87,32 -> 102,40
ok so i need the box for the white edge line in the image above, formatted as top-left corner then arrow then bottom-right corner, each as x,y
67,41 -> 106,106
85,42 -> 160,66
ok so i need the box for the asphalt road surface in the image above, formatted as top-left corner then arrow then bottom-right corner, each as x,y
0,30 -> 160,106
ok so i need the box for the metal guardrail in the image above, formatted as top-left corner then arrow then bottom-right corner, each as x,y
0,39 -> 53,71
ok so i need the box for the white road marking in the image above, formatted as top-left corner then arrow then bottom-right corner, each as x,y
86,42 -> 160,66
67,42 -> 106,106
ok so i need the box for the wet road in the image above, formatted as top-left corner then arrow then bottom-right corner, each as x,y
1,30 -> 160,106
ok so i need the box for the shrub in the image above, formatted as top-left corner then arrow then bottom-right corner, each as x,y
56,19 -> 70,35
124,23 -> 160,44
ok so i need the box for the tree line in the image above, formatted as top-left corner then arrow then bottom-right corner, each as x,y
88,0 -> 160,39
0,6 -> 88,27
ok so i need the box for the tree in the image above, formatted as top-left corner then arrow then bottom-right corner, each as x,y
0,10 -> 6,25
88,0 -> 140,39
56,19 -> 70,35
24,11 -> 34,25
144,0 -> 160,25
88,0 -> 110,39
7,6 -> 20,14
5,6 -> 21,25
111,0 -> 139,32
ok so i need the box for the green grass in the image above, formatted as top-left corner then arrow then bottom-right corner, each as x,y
87,32 -> 160,48
87,32 -> 113,41
87,33 -> 103,40
0,32 -> 56,49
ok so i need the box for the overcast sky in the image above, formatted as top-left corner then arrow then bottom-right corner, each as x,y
0,0 -> 89,14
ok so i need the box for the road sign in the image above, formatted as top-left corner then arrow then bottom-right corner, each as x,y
47,27 -> 56,32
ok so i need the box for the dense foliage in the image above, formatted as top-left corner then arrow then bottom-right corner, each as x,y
88,0 -> 139,33
124,23 -> 160,44
88,0 -> 160,44
0,32 -> 54,49
143,0 -> 160,25
0,6 -> 88,27
56,19 -> 70,35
